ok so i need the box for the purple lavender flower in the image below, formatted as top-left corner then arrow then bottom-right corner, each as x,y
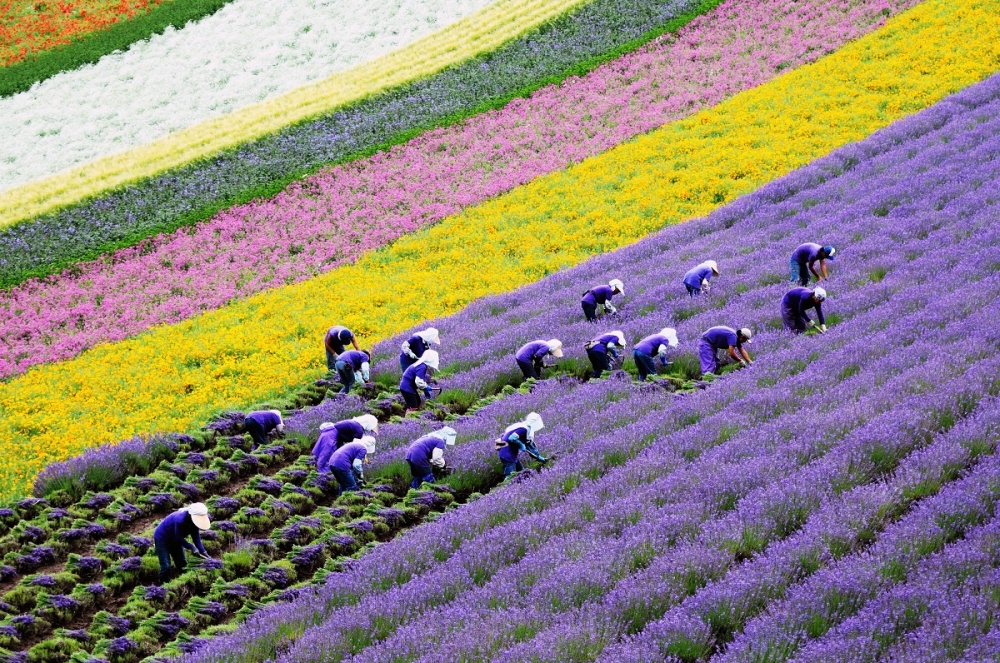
144,585 -> 168,601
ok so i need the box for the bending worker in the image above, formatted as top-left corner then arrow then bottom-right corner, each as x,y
585,331 -> 627,379
400,328 -> 441,372
335,349 -> 371,394
632,328 -> 679,381
791,243 -> 836,286
326,437 -> 376,495
153,503 -> 211,585
782,286 -> 827,334
400,350 -> 440,410
699,326 -> 752,376
405,426 -> 457,488
515,339 -> 563,380
581,279 -> 625,322
682,260 -> 719,297
312,415 -> 379,473
496,412 -> 547,478
325,325 -> 360,370
243,410 -> 284,448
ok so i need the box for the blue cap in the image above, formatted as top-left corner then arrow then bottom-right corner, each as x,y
823,245 -> 836,260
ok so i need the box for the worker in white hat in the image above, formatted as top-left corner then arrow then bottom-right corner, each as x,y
632,328 -> 679,381
496,413 -> 547,478
581,279 -> 625,321
327,436 -> 377,494
514,340 -> 563,380
585,331 -> 627,378
699,326 -> 753,376
405,426 -> 458,488
400,327 -> 442,372
153,502 -> 211,584
400,350 -> 441,410
781,287 -> 828,334
312,414 -> 378,473
683,260 -> 720,297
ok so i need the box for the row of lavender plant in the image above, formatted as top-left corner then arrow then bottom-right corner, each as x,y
179,75 -> 1000,662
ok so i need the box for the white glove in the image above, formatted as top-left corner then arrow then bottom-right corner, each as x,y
401,341 -> 417,358
360,362 -> 370,382
415,377 -> 429,389
276,423 -> 286,434
605,304 -> 617,314
701,279 -> 711,293
739,359 -> 748,368
352,459 -> 364,475
657,344 -> 668,360
808,320 -> 816,327
430,457 -> 446,468
353,371 -> 364,385
819,324 -> 827,333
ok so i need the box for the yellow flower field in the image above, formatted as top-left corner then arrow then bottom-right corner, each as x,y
2,0 -> 999,499
0,0 -> 587,229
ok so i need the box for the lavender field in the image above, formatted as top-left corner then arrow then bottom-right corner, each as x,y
173,73 -> 1000,663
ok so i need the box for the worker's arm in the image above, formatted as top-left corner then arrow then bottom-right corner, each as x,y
814,302 -> 825,327
728,346 -> 750,367
808,259 -> 822,281
324,335 -> 335,354
431,447 -> 446,468
819,259 -> 829,279
739,347 -> 752,364
190,529 -> 208,556
352,337 -> 361,351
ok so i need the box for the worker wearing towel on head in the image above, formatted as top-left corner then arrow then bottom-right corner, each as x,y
585,331 -> 627,379
243,410 -> 284,449
782,287 -> 827,334
495,412 -> 547,478
400,328 -> 441,372
699,326 -> 752,376
328,437 -> 376,495
791,243 -> 836,286
581,279 -> 624,322
153,503 -> 211,584
632,328 -> 679,381
400,350 -> 440,410
405,426 -> 457,489
515,340 -> 563,380
312,415 -> 378,473
324,325 -> 360,370
335,349 -> 371,394
683,260 -> 720,297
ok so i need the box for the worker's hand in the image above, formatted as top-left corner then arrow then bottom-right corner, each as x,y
739,360 -> 748,368
808,320 -> 816,328
606,304 -> 617,315
819,324 -> 827,333
194,551 -> 211,560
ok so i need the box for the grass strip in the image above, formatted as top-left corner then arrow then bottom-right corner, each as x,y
0,0 -> 234,99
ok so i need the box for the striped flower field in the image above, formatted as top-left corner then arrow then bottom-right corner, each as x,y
2,0 -> 1000,660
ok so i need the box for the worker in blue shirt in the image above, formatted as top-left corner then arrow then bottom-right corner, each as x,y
632,328 -> 679,381
312,415 -> 379,473
782,287 -> 827,334
335,349 -> 371,394
400,350 -> 440,410
495,412 -> 547,478
682,260 -> 719,297
515,339 -> 563,379
326,437 -> 376,495
399,328 -> 441,371
699,326 -> 752,376
405,426 -> 457,488
243,410 -> 284,448
324,325 -> 360,370
790,243 -> 836,286
585,331 -> 626,378
153,503 -> 211,584
581,279 -> 624,322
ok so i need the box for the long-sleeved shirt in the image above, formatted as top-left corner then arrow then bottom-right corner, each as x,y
515,341 -> 551,364
401,334 -> 428,359
683,264 -> 714,289
312,421 -> 364,471
153,510 -> 207,554
245,410 -> 280,432
701,326 -> 740,351
405,435 -> 446,466
330,441 -> 368,473
588,333 -> 622,356
337,350 -> 369,370
400,363 -> 430,394
498,424 -> 533,463
582,285 -> 615,306
782,287 -> 825,325
792,243 -> 824,266
635,334 -> 673,356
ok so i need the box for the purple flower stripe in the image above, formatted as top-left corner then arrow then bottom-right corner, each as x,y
182,75 -> 1000,663
0,0 -> 919,379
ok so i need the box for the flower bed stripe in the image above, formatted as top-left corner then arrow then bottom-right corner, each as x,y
0,0 -> 505,193
0,0 -> 921,378
0,0 -> 166,66
0,0 -> 238,99
0,0 -> 996,500
0,0 -> 588,228
0,0 -> 724,290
